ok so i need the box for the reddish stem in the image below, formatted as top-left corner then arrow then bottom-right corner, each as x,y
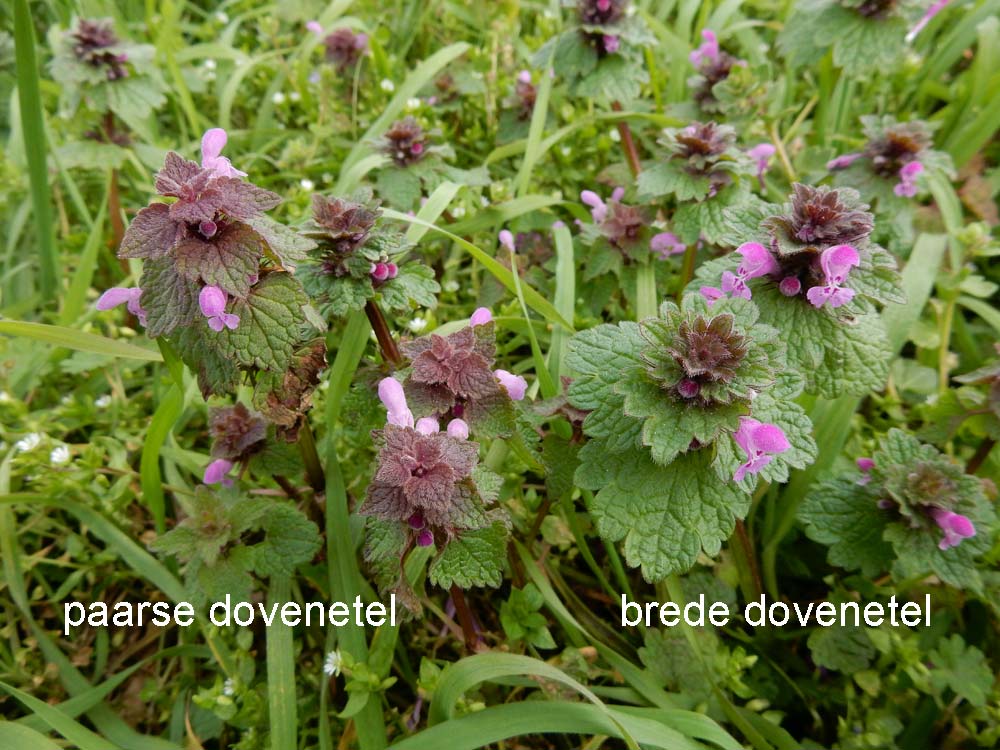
365,299 -> 404,369
966,438 -> 995,475
450,585 -> 481,652
612,101 -> 641,178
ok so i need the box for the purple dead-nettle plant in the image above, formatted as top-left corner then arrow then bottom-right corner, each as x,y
827,116 -> 953,206
202,403 -> 268,487
697,182 -> 904,396
801,429 -> 995,590
578,187 -> 659,281
397,313 -> 526,439
380,117 -> 431,167
322,28 -> 369,72
361,378 -> 511,609
507,70 -> 538,122
102,128 -> 324,426
636,121 -> 756,245
297,188 -> 439,319
96,287 -> 147,327
48,17 -> 165,125
687,29 -> 746,113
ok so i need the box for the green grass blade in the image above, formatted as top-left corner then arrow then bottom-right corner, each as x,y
0,681 -> 118,750
0,321 -> 163,361
59,183 -> 109,326
957,295 -> 1000,336
548,223 -> 575,381
0,723 -> 64,750
445,195 -> 563,236
266,574 -> 297,750
406,181 -> 461,243
515,45 -> 555,196
12,0 -> 58,301
140,383 -> 184,535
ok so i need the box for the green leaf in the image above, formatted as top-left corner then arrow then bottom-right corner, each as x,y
0,321 -> 162,361
807,625 -> 875,673
222,272 -> 309,372
0,680 -> 119,750
428,521 -> 508,590
173,224 -> 262,298
928,635 -> 994,707
576,446 -> 751,580
140,258 -> 200,338
379,263 -> 440,312
637,163 -> 711,202
250,503 -> 322,578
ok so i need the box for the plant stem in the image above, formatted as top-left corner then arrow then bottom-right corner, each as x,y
104,113 -> 125,251
365,299 -> 403,368
298,420 -> 326,495
966,438 -> 995,475
612,101 -> 642,178
677,242 -> 698,299
731,519 -> 764,603
450,585 -> 481,652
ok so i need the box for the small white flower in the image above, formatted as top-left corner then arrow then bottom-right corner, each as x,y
560,146 -> 572,157
380,78 -> 395,92
405,97 -> 421,111
290,91 -> 301,102
0,391 -> 11,403
408,316 -> 428,333
272,91 -> 286,105
15,433 -> 42,453
203,58 -> 217,71
322,172 -> 333,183
300,178 -> 315,191
609,128 -> 621,143
215,11 -> 229,24
95,395 -> 112,409
50,445 -> 71,465
222,678 -> 235,696
451,205 -> 466,218
323,650 -> 342,677
443,280 -> 460,293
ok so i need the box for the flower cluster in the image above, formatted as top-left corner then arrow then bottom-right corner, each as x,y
203,403 -> 268,487
69,18 -> 128,80
688,29 -> 745,112
510,70 -> 537,121
577,0 -> 629,54
322,28 -> 369,72
380,117 -> 429,167
399,311 -> 526,436
580,188 -> 651,254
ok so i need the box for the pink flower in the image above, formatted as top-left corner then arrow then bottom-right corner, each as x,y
651,232 -> 686,258
602,35 -> 620,54
415,417 -> 440,435
306,21 -> 324,36
689,29 -> 719,67
517,70 -> 532,84
498,229 -> 516,253
907,0 -> 950,43
580,190 -> 607,222
700,286 -> 724,306
893,161 -> 924,198
806,244 -> 860,309
446,418 -> 470,440
371,262 -> 390,281
199,286 -> 240,331
494,369 -> 527,401
378,377 -> 414,428
204,458 -> 234,487
930,508 -> 976,550
857,456 -> 875,485
416,529 -> 434,547
733,417 -> 790,482
469,307 -> 493,327
826,152 -> 863,171
200,128 -> 246,179
721,242 -> 778,300
778,277 -> 801,297
747,143 -> 775,181
96,286 -> 147,327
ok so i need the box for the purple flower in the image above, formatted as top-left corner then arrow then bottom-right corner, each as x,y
930,507 -> 975,550
700,286 -> 724,306
306,20 -> 324,36
201,128 -> 246,179
517,70 -> 532,84
893,161 -> 924,197
689,29 -> 719,66
720,242 -> 778,300
826,152 -> 864,171
371,262 -> 391,281
498,229 -> 516,254
733,417 -> 790,482
651,232 -> 686,258
494,369 -> 527,401
906,0 -> 950,43
446,418 -> 470,439
806,244 -> 860,309
747,143 -> 775,181
203,458 -> 234,487
199,286 -> 240,331
602,34 -> 620,54
415,417 -> 440,435
96,286 -> 147,327
416,529 -> 435,547
857,456 -> 875,485
778,276 -> 801,297
580,190 -> 608,222
470,307 -> 493,327
378,377 -> 414,428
